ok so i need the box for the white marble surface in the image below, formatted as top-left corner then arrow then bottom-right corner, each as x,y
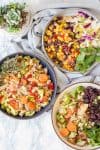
0,1 -> 100,150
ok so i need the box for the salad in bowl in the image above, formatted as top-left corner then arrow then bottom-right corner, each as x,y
52,83 -> 100,150
43,9 -> 100,73
0,3 -> 32,37
0,53 -> 57,118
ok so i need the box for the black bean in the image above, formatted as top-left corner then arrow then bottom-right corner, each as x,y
83,86 -> 100,125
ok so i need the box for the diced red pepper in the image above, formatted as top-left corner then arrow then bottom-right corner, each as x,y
31,81 -> 37,87
26,74 -> 32,79
53,34 -> 58,39
30,91 -> 39,99
28,82 -> 38,93
61,35 -> 65,39
84,23 -> 91,28
0,95 -> 3,103
48,82 -> 54,90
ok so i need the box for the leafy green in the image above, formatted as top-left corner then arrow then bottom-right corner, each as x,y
96,56 -> 100,62
76,86 -> 84,94
76,52 -> 85,62
75,47 -> 100,73
63,95 -> 71,104
71,89 -> 78,98
84,126 -> 100,146
56,112 -> 66,124
71,86 -> 84,99
80,47 -> 100,53
0,16 -> 5,25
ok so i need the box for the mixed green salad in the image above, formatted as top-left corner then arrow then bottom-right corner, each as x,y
0,55 -> 54,117
75,47 -> 100,73
0,3 -> 28,32
56,86 -> 100,147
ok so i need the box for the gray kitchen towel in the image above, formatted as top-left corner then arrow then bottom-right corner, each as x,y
27,7 -> 100,91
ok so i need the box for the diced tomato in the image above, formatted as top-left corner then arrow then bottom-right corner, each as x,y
8,100 -> 19,110
0,95 -> 3,103
28,86 -> 32,92
48,82 -> 54,90
53,34 -> 58,39
37,96 -> 48,103
28,82 -> 37,92
26,74 -> 32,79
33,92 -> 39,98
31,81 -> 37,87
30,91 -> 39,99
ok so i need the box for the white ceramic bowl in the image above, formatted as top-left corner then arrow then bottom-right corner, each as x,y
42,8 -> 98,75
2,5 -> 33,40
52,82 -> 100,150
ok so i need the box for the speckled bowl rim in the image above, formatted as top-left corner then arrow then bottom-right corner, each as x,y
52,82 -> 100,150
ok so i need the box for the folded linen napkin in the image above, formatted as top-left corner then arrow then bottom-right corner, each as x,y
26,7 -> 100,92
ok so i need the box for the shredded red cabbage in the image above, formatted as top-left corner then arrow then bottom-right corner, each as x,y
83,35 -> 93,41
84,23 -> 91,28
78,11 -> 89,18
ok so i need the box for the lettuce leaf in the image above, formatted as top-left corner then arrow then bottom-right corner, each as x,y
75,47 -> 100,73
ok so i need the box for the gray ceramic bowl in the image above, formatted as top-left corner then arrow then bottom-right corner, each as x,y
0,52 -> 57,119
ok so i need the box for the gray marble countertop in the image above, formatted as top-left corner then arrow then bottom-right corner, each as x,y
0,0 -> 100,150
